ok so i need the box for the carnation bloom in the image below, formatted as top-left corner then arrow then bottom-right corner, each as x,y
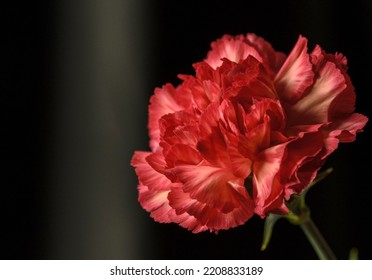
131,34 -> 367,233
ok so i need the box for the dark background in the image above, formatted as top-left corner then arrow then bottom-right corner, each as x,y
3,0 -> 371,259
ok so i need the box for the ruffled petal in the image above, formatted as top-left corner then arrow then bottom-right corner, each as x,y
196,103 -> 232,167
149,84 -> 189,151
285,60 -> 347,126
171,209 -> 209,233
131,151 -> 169,191
252,144 -> 287,216
180,65 -> 222,111
220,56 -> 277,101
168,184 -> 254,231
175,164 -> 251,213
158,110 -> 199,156
328,113 -> 368,142
227,136 -> 252,178
275,35 -> 315,103
138,184 -> 174,223
131,151 -> 175,223
245,33 -> 287,72
165,144 -> 202,167
205,34 -> 262,69
280,133 -> 326,197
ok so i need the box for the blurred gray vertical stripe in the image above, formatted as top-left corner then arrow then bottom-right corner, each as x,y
49,0 -> 149,259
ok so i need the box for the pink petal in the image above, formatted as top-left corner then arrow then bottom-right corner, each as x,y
195,102 -> 232,167
221,100 -> 246,135
238,120 -> 270,159
245,33 -> 287,72
165,144 -> 202,167
175,164 -> 251,213
171,210 -> 209,233
284,123 -> 324,138
138,184 -> 174,223
205,34 -> 262,69
285,60 -> 347,126
197,126 -> 229,168
328,113 -> 368,142
198,102 -> 221,138
281,133 -> 327,197
310,46 -> 356,121
275,35 -> 315,103
149,84 -> 190,151
226,135 -> 252,178
132,152 -> 204,227
284,133 -> 323,174
168,184 -> 254,231
192,79 -> 221,111
221,102 -> 253,178
245,98 -> 285,131
252,144 -> 287,216
329,86 -> 356,120
219,56 -> 277,101
159,111 -> 199,151
131,151 -> 170,191
179,65 -> 222,111
238,99 -> 285,158
131,151 -> 176,223
255,176 -> 289,216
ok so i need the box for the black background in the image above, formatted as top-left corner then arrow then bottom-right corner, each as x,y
3,0 -> 371,259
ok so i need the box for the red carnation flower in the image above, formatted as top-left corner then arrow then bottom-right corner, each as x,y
131,34 -> 367,233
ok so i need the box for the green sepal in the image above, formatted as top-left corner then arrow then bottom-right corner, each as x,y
260,167 -> 333,251
286,167 -> 333,225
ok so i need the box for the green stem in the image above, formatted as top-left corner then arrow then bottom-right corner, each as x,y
300,217 -> 337,260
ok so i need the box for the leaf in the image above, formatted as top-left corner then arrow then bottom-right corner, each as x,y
349,247 -> 359,260
261,214 -> 282,251
304,167 -> 334,196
